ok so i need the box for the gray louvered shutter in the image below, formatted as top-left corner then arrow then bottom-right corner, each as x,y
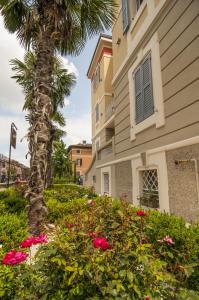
134,67 -> 143,124
142,56 -> 154,119
122,0 -> 129,33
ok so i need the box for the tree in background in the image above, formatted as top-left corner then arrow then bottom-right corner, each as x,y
0,0 -> 116,235
52,140 -> 72,181
11,52 -> 76,188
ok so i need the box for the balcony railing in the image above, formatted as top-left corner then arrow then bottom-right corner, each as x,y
105,101 -> 115,123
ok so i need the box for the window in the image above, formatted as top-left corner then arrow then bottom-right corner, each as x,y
95,103 -> 99,123
76,149 -> 81,154
140,169 -> 159,208
93,64 -> 101,89
76,159 -> 82,167
76,171 -> 81,177
95,140 -> 100,151
93,175 -> 96,183
134,55 -> 154,124
122,0 -> 129,33
136,0 -> 143,11
103,173 -> 110,194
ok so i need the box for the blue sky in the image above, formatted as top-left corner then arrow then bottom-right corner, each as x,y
0,15 -> 104,166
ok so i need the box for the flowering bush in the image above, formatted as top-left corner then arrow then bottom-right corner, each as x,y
2,250 -> 28,266
20,234 -> 48,248
0,186 -> 199,299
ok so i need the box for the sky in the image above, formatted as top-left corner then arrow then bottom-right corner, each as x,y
0,16 -> 100,166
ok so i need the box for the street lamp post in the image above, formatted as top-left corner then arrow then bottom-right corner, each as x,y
7,122 -> 17,187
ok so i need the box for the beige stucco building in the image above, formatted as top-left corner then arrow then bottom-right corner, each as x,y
85,0 -> 199,221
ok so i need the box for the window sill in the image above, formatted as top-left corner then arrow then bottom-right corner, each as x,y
130,114 -> 155,141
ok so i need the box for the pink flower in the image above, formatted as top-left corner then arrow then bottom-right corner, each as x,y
92,237 -> 111,251
20,234 -> 48,248
163,235 -> 174,246
136,210 -> 146,216
2,250 -> 28,266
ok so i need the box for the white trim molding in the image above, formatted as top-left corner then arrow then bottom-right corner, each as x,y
128,32 -> 165,141
131,151 -> 170,213
96,136 -> 199,169
101,166 -> 112,196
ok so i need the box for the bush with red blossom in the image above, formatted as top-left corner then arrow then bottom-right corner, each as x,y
2,250 -> 28,266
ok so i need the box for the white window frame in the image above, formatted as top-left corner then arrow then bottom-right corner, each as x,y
139,168 -> 159,208
131,151 -> 170,212
101,166 -> 112,196
128,32 -> 165,141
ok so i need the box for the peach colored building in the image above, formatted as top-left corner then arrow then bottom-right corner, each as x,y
68,142 -> 92,177
85,0 -> 199,222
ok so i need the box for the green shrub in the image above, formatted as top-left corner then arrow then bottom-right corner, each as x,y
144,211 -> 199,264
0,212 -> 28,253
0,188 -> 27,214
45,184 -> 96,203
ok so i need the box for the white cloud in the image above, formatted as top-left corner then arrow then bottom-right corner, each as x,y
62,56 -> 79,77
63,113 -> 91,146
64,98 -> 70,107
0,17 -> 25,113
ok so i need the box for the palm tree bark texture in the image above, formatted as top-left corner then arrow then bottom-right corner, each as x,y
27,2 -> 55,235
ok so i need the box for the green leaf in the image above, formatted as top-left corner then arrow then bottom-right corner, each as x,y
127,271 -> 134,283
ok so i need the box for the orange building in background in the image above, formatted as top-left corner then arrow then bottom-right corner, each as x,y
68,141 -> 92,177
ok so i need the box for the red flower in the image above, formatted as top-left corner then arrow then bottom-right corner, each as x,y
136,210 -> 146,216
20,234 -> 48,248
145,296 -> 150,300
92,237 -> 110,251
2,250 -> 28,266
66,223 -> 74,229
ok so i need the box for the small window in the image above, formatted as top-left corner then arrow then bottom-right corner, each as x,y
76,159 -> 82,167
76,171 -> 81,177
122,0 -> 130,33
103,173 -> 110,194
134,55 -> 154,124
96,103 -> 99,123
95,140 -> 100,151
140,169 -> 159,208
93,175 -> 96,183
136,0 -> 144,11
76,149 -> 81,154
93,64 -> 101,89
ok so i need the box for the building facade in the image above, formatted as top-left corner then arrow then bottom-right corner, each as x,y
85,0 -> 199,221
68,142 -> 92,177
0,154 -> 29,183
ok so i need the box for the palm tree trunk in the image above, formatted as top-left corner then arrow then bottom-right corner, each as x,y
45,135 -> 53,188
27,20 -> 54,235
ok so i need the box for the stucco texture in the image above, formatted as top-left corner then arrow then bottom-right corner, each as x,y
166,143 -> 199,221
115,161 -> 132,202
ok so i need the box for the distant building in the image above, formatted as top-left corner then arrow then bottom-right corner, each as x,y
0,154 -> 29,183
68,141 -> 92,177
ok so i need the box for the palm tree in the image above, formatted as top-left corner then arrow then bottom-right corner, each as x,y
0,0 -> 116,235
10,52 -> 76,187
